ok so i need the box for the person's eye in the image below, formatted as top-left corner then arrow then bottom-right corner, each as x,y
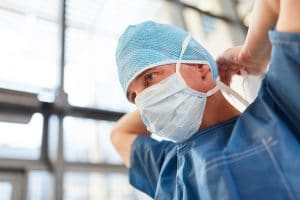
144,72 -> 158,87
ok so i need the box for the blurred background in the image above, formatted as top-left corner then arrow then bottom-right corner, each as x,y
0,0 -> 258,199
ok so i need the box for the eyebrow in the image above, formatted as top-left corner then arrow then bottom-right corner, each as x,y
137,67 -> 157,79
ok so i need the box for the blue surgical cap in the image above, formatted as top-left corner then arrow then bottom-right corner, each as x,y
115,21 -> 218,95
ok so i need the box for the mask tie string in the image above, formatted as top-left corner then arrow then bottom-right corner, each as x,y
217,80 -> 250,107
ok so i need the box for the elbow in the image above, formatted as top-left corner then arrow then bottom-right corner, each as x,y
110,126 -> 120,148
110,125 -> 133,168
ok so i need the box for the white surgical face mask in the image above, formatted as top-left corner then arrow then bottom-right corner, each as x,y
135,34 -> 219,142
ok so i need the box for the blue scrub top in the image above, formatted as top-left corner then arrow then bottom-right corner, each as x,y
129,30 -> 300,200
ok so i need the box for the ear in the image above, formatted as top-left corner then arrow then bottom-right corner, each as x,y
197,64 -> 210,77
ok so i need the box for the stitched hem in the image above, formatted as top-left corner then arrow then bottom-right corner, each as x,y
205,137 -> 278,171
269,30 -> 300,45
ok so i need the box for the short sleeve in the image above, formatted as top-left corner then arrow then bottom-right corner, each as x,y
266,30 -> 300,133
129,136 -> 176,198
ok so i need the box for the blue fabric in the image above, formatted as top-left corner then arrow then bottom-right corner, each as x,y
115,21 -> 218,94
129,30 -> 300,200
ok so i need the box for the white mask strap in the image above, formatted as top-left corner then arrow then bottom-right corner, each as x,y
240,69 -> 249,100
176,33 -> 192,72
217,80 -> 250,107
175,34 -> 220,97
206,84 -> 219,97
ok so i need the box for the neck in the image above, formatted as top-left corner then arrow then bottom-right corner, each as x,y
200,91 -> 240,129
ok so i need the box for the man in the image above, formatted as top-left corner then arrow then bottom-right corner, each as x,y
111,0 -> 300,199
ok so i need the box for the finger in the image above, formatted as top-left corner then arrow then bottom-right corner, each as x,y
218,64 -> 227,83
224,67 -> 241,86
217,58 -> 241,72
224,71 -> 232,86
219,68 -> 230,85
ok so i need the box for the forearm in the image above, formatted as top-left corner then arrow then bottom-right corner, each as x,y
111,109 -> 150,167
242,0 -> 279,61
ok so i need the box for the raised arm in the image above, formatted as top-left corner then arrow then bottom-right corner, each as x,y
111,109 -> 150,167
242,0 -> 300,67
217,0 -> 300,132
217,0 -> 280,84
217,0 -> 300,85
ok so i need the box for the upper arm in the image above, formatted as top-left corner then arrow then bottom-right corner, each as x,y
112,124 -> 177,197
111,110 -> 150,167
111,130 -> 138,167
111,111 -> 177,197
129,136 -> 177,197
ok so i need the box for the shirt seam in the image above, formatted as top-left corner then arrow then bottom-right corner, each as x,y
271,40 -> 300,45
206,138 -> 278,171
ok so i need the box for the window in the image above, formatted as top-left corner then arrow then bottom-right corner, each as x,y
27,171 -> 54,200
64,117 -> 122,164
0,113 -> 43,159
65,0 -> 167,112
0,0 -> 250,199
64,172 -> 151,200
0,182 -> 12,200
0,1 -> 60,94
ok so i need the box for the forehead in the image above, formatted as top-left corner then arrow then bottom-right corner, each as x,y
140,64 -> 174,78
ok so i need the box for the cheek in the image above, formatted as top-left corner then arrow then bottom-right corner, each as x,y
161,70 -> 176,81
180,70 -> 206,92
187,77 -> 206,92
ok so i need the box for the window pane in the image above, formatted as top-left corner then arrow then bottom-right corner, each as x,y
0,1 -> 60,94
48,115 -> 60,162
64,172 -> 151,200
65,0 -> 169,112
64,116 -> 122,164
27,171 -> 54,200
0,113 -> 43,159
0,182 -> 12,200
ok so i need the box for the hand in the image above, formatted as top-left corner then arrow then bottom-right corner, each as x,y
216,45 -> 270,85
